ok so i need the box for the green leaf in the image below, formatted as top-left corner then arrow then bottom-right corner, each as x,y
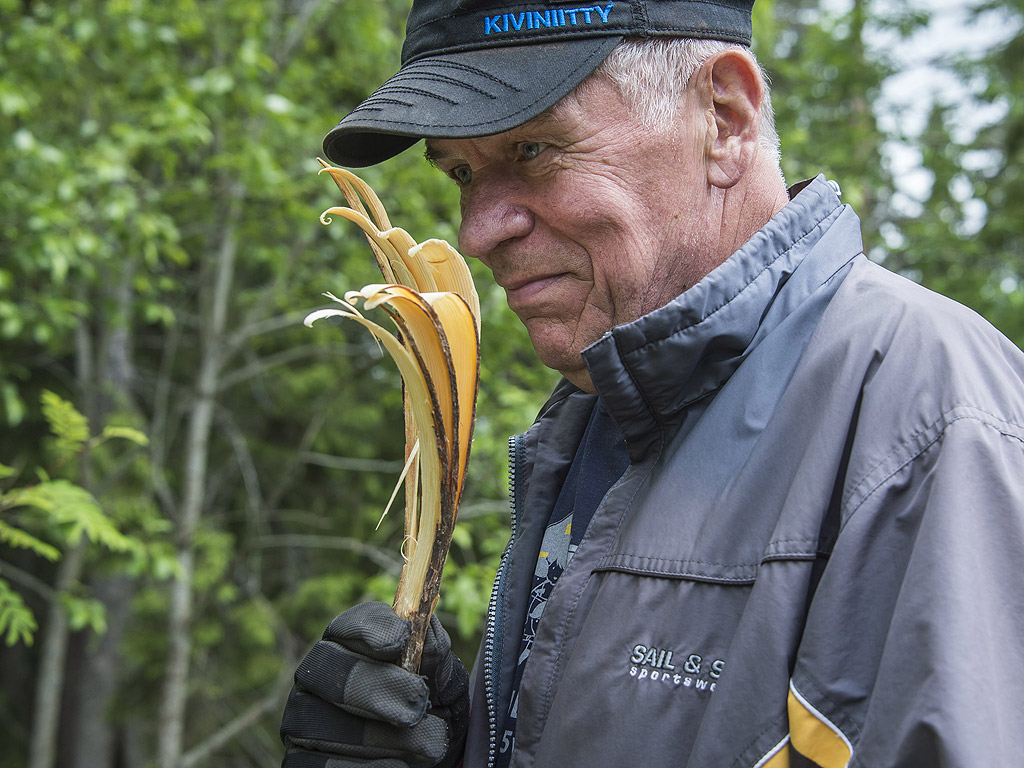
151,550 -> 182,581
4,480 -> 134,552
99,426 -> 150,447
60,594 -> 107,636
0,577 -> 37,646
1,384 -> 25,427
0,519 -> 61,561
40,389 -> 90,459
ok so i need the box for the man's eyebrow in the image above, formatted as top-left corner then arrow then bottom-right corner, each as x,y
422,105 -> 567,168
423,143 -> 449,168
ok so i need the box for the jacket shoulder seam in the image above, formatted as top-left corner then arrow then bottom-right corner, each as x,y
843,404 -> 1024,522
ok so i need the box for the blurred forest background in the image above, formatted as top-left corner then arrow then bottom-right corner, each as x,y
1,0 -> 1021,765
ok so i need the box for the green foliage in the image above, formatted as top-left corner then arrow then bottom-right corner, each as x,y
40,389 -> 91,459
0,391 -> 151,646
757,0 -> 925,243
1,0 -> 1020,764
867,0 -> 1024,348
0,577 -> 37,646
758,0 -> 1023,349
60,593 -> 108,636
958,0 -> 1024,345
0,515 -> 60,562
4,480 -> 135,552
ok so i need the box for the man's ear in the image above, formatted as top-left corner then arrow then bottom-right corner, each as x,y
696,49 -> 764,189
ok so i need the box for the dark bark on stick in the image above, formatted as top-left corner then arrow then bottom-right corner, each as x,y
396,531 -> 452,672
395,468 -> 460,673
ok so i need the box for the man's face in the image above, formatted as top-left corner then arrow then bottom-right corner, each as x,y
427,76 -> 722,387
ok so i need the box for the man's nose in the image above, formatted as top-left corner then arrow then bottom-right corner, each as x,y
458,177 -> 533,262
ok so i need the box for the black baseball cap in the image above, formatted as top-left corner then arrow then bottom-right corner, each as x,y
323,0 -> 755,167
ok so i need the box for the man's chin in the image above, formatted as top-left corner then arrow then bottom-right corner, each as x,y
526,339 -> 592,390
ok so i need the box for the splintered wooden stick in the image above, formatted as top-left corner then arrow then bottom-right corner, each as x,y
306,162 -> 480,671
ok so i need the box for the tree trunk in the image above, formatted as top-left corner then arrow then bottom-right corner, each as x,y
27,543 -> 85,768
59,253 -> 141,768
64,575 -> 134,768
27,280 -> 99,768
156,186 -> 242,768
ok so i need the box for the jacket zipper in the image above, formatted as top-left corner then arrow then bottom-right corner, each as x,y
484,433 -> 522,768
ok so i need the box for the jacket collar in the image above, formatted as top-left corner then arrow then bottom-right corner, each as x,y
581,175 -> 863,459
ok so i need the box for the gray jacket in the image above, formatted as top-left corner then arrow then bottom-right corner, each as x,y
463,176 -> 1024,767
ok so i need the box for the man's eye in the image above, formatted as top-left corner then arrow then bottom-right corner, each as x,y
449,166 -> 472,185
519,142 -> 545,160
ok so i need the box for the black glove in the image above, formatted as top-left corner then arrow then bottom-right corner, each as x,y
281,602 -> 469,768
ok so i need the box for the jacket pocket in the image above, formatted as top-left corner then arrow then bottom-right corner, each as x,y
518,552 -> 820,768
520,565 -> 753,767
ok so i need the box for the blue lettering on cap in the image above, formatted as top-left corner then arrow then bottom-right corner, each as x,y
483,3 -> 615,35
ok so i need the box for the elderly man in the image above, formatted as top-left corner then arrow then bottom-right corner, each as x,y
280,1 -> 1024,766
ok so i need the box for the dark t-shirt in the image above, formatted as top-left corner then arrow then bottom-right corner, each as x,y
494,400 -> 629,766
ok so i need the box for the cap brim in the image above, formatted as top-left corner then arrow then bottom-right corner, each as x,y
323,36 -> 622,168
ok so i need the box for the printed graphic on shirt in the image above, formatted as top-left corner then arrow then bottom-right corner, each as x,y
519,515 -> 576,665
497,512 -> 576,763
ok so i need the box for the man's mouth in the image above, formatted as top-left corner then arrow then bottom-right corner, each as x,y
501,274 -> 564,308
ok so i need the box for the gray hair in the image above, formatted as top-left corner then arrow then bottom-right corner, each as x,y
592,37 -> 781,165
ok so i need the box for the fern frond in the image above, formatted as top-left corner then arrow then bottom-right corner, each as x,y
4,480 -> 136,553
40,390 -> 90,460
0,520 -> 61,561
0,577 -> 37,646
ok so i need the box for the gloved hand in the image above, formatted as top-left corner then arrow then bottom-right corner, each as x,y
280,602 -> 469,768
